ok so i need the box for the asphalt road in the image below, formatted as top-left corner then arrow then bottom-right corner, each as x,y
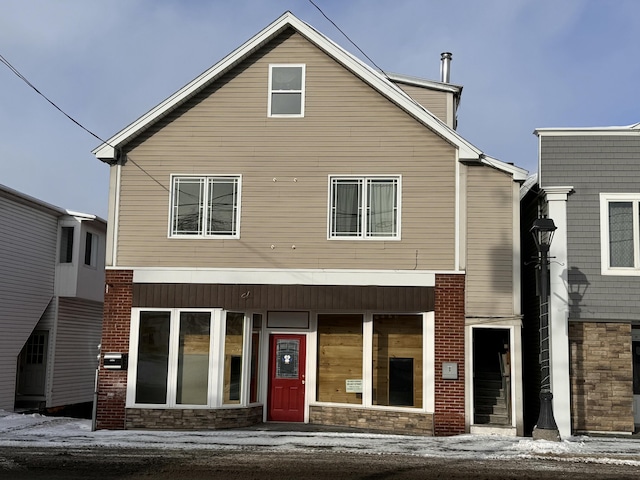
1,446 -> 639,479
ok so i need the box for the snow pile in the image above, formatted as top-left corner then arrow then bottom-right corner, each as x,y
0,410 -> 638,465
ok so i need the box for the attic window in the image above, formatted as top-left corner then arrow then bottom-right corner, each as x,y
268,64 -> 305,117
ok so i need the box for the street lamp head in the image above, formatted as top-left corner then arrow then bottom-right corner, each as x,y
530,217 -> 557,252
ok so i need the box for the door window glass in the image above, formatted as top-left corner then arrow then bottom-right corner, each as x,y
276,339 -> 299,379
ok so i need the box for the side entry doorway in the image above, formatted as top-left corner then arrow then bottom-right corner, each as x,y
473,328 -> 511,427
16,330 -> 49,400
268,334 -> 306,422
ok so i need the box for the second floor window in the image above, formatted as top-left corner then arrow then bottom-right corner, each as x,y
329,176 -> 400,239
84,231 -> 98,267
170,175 -> 241,238
59,226 -> 74,263
600,193 -> 640,274
269,64 -> 305,117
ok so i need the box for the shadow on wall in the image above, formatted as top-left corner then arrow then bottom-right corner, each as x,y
565,266 -> 589,434
565,266 -> 590,320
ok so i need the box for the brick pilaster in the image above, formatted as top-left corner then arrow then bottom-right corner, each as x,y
434,273 -> 466,436
96,269 -> 133,430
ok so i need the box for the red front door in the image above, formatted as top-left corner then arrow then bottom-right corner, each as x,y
268,334 -> 306,422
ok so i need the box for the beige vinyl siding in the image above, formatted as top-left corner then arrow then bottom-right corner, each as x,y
116,29 -> 457,271
465,165 -> 515,316
0,195 -> 57,410
49,298 -> 102,407
394,83 -> 449,124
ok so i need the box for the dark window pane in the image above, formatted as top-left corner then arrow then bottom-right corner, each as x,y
609,202 -> 634,267
271,93 -> 302,115
135,311 -> 171,404
60,227 -> 74,263
272,67 -> 302,90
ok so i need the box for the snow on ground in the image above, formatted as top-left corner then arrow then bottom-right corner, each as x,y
0,410 -> 638,466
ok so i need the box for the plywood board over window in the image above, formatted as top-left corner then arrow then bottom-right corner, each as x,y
372,314 -> 423,408
316,314 -> 363,404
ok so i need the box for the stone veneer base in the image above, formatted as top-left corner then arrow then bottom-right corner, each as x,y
309,405 -> 434,435
125,406 -> 263,430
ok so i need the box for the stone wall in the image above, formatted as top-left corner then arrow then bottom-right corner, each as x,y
125,406 -> 263,430
309,405 -> 434,435
569,322 -> 634,433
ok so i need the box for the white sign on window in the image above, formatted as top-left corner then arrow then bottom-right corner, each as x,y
345,379 -> 363,393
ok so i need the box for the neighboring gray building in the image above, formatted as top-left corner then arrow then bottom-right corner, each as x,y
0,184 -> 106,413
522,123 -> 640,438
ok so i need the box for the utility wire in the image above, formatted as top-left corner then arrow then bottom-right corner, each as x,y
0,53 -> 109,146
307,0 -> 389,78
0,52 -> 170,193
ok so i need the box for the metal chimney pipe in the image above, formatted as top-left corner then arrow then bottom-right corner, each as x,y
440,52 -> 452,83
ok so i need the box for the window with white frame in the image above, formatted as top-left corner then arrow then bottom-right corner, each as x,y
129,309 -> 254,408
600,193 -> 640,274
329,176 -> 400,239
268,64 -> 305,117
170,175 -> 240,237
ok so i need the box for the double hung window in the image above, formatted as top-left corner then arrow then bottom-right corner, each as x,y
329,176 -> 400,239
269,64 -> 305,117
601,193 -> 640,274
170,175 -> 240,238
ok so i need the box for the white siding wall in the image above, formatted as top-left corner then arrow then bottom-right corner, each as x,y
49,298 -> 102,407
0,195 -> 57,410
75,221 -> 106,303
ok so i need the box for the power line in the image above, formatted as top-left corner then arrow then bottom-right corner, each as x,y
307,0 -> 388,77
0,53 -> 109,146
0,52 -> 170,193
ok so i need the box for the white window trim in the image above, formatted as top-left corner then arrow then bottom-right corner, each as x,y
127,307 -> 241,409
310,311 -> 431,413
168,174 -> 242,239
600,192 -> 640,276
327,175 -> 402,240
268,64 -> 306,118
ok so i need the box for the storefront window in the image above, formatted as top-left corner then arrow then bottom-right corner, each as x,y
135,311 -> 171,404
176,312 -> 211,405
316,314 -> 363,404
372,314 -> 423,408
250,314 -> 262,403
224,312 -> 245,404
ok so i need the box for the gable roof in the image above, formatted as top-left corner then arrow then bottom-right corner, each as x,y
93,11 -> 521,178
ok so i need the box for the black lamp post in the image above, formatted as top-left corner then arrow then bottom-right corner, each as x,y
530,217 -> 561,441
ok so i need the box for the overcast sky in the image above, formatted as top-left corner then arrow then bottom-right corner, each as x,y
2,0 -> 639,218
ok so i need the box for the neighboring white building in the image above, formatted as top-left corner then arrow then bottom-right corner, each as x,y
0,184 -> 106,413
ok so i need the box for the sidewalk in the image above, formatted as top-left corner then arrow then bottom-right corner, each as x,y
0,410 -> 638,466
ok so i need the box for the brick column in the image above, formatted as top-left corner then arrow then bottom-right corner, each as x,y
434,273 -> 466,436
96,269 -> 133,430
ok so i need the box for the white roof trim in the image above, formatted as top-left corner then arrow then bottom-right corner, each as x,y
93,11 -> 482,162
534,122 -> 640,136
480,155 -> 528,182
386,72 -> 462,94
